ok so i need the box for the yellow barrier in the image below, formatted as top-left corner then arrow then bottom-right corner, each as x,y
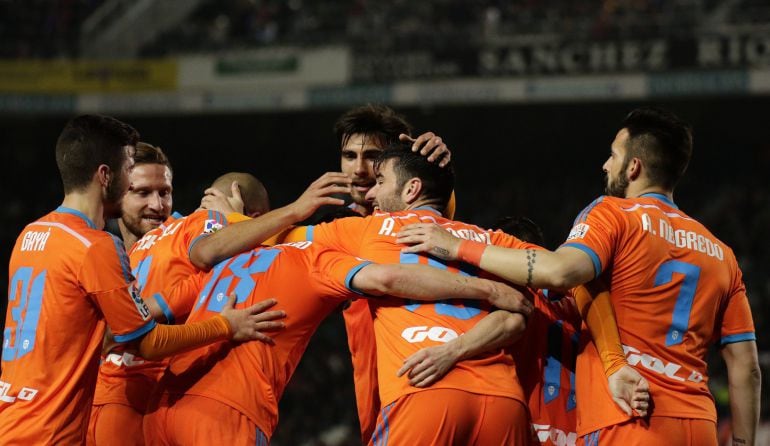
0,59 -> 177,93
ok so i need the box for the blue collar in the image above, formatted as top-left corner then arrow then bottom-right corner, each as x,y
639,193 -> 678,209
413,206 -> 442,216
55,206 -> 97,229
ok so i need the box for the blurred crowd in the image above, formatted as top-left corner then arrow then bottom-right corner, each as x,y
3,0 -> 770,59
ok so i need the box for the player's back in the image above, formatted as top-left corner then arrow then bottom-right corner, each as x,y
568,194 -> 754,433
95,210 -> 227,411
309,207 -> 537,407
1,208 -> 147,444
514,291 -> 580,446
161,241 -> 364,440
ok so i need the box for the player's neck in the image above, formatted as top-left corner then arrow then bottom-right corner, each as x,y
61,189 -> 106,230
118,219 -> 139,249
405,198 -> 443,214
626,182 -> 673,202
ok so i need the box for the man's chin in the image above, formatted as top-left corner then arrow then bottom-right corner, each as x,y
604,185 -> 627,198
350,190 -> 370,206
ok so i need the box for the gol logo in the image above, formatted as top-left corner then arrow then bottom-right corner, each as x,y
401,326 -> 459,343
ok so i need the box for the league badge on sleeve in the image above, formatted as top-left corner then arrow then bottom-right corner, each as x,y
129,283 -> 152,320
567,223 -> 590,240
203,219 -> 224,234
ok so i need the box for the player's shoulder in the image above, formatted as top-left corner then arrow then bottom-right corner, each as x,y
247,241 -> 317,273
372,207 -> 444,222
86,230 -> 126,254
572,195 -> 640,226
181,209 -> 226,233
31,208 -> 110,246
578,195 -> 622,213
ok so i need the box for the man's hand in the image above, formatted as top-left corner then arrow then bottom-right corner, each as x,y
220,295 -> 286,344
400,132 -> 451,167
397,223 -> 462,261
396,342 -> 462,387
485,280 -> 533,316
200,181 -> 244,215
286,172 -> 352,222
608,365 -> 651,417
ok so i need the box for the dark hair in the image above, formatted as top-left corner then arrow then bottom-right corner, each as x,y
134,142 -> 172,174
55,114 -> 140,193
374,142 -> 454,211
304,205 -> 363,225
621,107 -> 693,190
494,216 -> 545,246
334,104 -> 412,148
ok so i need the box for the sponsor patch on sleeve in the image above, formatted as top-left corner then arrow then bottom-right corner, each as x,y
567,223 -> 590,240
203,219 -> 224,234
130,283 -> 152,320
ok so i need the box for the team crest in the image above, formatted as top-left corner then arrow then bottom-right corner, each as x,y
567,223 -> 590,240
204,219 -> 224,234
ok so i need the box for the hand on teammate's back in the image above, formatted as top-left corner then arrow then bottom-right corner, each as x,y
201,181 -> 245,215
397,223 -> 462,261
608,365 -> 651,417
396,343 -> 460,388
286,172 -> 352,221
399,132 -> 451,167
220,295 -> 287,344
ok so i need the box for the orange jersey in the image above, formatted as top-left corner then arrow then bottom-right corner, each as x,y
562,194 -> 755,435
341,297 -> 380,444
0,207 -> 155,445
266,223 -> 381,443
93,210 -> 227,410
514,291 -> 581,446
160,242 -> 368,439
308,206 -> 540,407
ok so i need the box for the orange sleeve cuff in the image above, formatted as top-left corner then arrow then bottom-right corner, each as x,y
572,283 -> 627,377
138,315 -> 232,361
226,212 -> 252,223
458,240 -> 486,266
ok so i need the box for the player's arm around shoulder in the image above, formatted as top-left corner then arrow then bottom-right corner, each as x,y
396,222 -> 596,291
349,262 -> 533,317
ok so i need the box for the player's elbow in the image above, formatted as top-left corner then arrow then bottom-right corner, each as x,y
499,311 -> 527,344
740,359 -> 762,387
137,339 -> 163,361
541,262 -> 586,291
724,341 -> 762,387
350,264 -> 394,296
189,241 -> 215,271
138,346 -> 163,362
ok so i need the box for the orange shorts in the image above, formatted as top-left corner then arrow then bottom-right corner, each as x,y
87,403 -> 145,446
581,417 -> 717,446
369,389 -> 532,446
143,394 -> 268,446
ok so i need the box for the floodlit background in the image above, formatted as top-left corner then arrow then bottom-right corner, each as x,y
1,1 -> 768,444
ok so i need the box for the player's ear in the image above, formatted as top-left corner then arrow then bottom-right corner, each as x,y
402,177 -> 422,204
627,157 -> 643,181
96,164 -> 111,188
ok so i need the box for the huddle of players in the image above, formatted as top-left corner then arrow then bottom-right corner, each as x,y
0,104 -> 760,446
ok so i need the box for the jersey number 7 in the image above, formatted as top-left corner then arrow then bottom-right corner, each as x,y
654,260 -> 701,347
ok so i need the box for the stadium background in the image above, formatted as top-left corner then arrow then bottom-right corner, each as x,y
0,1 -> 768,444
